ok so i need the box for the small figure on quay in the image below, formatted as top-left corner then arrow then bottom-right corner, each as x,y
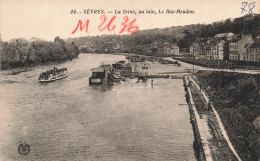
200,102 -> 205,110
208,101 -> 212,111
188,81 -> 192,87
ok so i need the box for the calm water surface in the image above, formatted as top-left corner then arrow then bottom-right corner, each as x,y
0,54 -> 196,161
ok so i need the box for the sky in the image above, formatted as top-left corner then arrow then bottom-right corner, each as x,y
0,0 -> 260,41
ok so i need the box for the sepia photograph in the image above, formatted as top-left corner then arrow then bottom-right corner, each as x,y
0,0 -> 260,160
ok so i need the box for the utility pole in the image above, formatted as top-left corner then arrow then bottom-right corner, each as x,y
193,49 -> 195,73
217,52 -> 219,70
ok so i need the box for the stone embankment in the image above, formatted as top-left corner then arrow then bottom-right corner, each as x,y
183,74 -> 241,161
193,71 -> 260,161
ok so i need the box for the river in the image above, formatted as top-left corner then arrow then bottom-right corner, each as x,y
0,54 -> 196,161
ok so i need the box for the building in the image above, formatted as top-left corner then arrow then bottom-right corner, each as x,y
217,41 -> 225,60
129,55 -> 143,62
205,43 -> 213,60
163,44 -> 172,54
112,61 -> 126,70
199,39 -> 207,59
214,32 -> 235,40
203,38 -> 214,60
229,39 -> 239,61
134,45 -> 143,54
171,45 -> 180,55
163,45 -> 180,55
229,34 -> 254,61
190,38 -> 207,59
203,38 -> 225,61
119,63 -> 134,77
190,39 -> 200,58
246,39 -> 260,62
212,40 -> 218,60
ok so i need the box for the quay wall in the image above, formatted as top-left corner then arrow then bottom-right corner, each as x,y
183,76 -> 209,161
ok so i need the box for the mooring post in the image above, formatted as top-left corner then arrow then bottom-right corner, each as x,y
151,79 -> 153,88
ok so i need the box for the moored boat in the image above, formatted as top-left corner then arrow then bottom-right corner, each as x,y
38,67 -> 68,83
89,65 -> 112,85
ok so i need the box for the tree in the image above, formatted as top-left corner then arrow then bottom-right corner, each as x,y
177,31 -> 196,48
1,37 -> 80,69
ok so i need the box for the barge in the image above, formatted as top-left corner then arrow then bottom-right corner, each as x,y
89,64 -> 112,85
89,64 -> 125,85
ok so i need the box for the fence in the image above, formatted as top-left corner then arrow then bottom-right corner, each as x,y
213,68 -> 260,74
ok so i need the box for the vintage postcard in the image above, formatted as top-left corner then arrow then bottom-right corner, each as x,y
0,0 -> 259,160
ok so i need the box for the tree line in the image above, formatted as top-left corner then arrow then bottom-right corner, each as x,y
198,14 -> 260,38
1,37 -> 80,70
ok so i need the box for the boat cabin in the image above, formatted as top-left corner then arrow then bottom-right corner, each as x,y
129,56 -> 143,62
91,65 -> 112,78
112,61 -> 126,70
89,64 -> 112,85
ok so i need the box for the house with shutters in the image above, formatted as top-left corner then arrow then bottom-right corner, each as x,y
229,34 -> 254,61
246,39 -> 260,62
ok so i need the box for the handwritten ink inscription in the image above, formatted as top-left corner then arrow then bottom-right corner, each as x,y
72,15 -> 139,34
241,2 -> 256,14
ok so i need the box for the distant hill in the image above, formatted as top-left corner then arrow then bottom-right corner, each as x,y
66,14 -> 260,53
198,14 -> 260,38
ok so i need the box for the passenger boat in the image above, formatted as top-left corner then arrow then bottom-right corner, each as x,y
38,67 -> 68,83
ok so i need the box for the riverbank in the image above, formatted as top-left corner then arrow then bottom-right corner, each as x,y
86,53 -> 180,65
127,55 -> 180,65
185,71 -> 259,161
174,57 -> 260,70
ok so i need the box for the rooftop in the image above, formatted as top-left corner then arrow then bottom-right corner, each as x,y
250,39 -> 260,48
